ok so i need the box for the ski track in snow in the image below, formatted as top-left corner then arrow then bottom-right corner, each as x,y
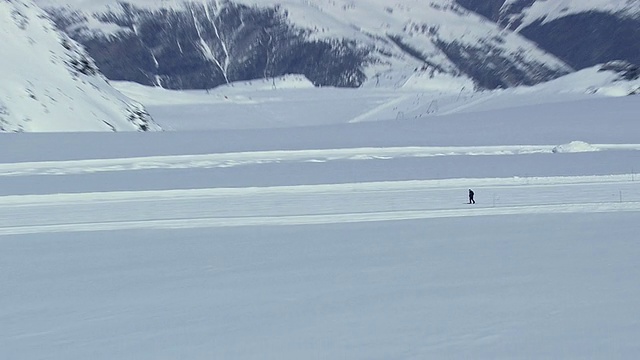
1,144 -> 639,176
0,175 -> 639,235
1,144 -> 639,235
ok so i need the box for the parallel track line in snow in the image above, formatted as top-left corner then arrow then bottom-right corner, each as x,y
1,144 -> 639,176
0,202 -> 638,236
0,174 -> 636,205
0,175 -> 638,235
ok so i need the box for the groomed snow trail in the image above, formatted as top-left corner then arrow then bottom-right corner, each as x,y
0,175 -> 638,235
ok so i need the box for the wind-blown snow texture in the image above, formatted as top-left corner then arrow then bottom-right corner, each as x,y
0,0 -> 160,132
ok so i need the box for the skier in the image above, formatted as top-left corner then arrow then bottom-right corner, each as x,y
468,189 -> 475,204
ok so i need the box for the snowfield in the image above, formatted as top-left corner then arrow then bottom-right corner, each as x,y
2,70 -> 640,358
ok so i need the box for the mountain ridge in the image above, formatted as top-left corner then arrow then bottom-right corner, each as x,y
37,0 -> 585,90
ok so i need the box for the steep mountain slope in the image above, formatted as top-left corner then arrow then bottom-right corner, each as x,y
0,0 -> 160,132
456,0 -> 640,70
35,0 -> 572,91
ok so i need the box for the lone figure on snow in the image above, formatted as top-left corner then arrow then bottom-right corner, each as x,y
468,189 -> 475,204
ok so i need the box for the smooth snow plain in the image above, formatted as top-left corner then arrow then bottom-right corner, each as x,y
1,77 -> 640,359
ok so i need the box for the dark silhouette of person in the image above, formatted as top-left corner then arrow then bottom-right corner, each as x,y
468,189 -> 475,204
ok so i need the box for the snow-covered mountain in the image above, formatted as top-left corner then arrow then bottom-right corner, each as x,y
459,0 -> 640,29
32,0 -> 577,91
457,0 -> 640,71
0,0 -> 160,132
31,0 -> 640,91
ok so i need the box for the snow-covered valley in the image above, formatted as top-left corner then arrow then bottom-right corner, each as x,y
2,72 -> 640,357
2,1 -> 640,355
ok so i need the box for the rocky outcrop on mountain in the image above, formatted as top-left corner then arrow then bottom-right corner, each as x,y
599,61 -> 639,81
40,0 -> 580,91
519,12 -> 640,71
455,0 -> 640,72
46,2 -> 370,90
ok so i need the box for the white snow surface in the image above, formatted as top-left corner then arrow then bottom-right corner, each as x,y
110,65 -> 640,130
2,64 -> 640,358
0,0 -> 160,132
